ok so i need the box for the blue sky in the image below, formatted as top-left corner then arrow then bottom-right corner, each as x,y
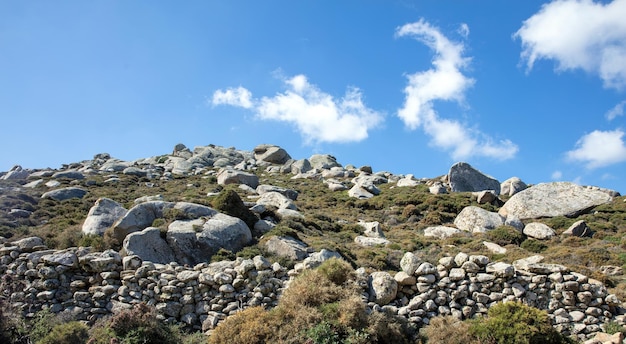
2,1 -> 626,192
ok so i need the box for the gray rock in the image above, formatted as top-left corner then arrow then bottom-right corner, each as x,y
172,202 -> 217,218
562,220 -> 593,237
253,219 -> 275,234
9,209 -> 32,218
291,159 -> 312,174
23,179 -> 44,188
400,252 -> 421,275
348,185 -> 374,199
423,226 -> 466,239
275,208 -> 304,219
500,177 -> 527,196
397,175 -> 420,187
264,236 -> 308,261
429,182 -> 447,195
123,167 -> 147,177
124,227 -> 176,264
42,252 -> 78,267
354,236 -> 389,247
41,187 -> 87,201
1,165 -> 29,180
299,249 -> 341,270
82,198 -> 128,236
499,182 -> 614,220
256,185 -> 298,201
523,222 -> 556,240
113,201 -> 174,241
45,180 -> 61,188
256,191 -> 297,210
359,221 -> 385,238
253,144 -> 291,164
217,168 -> 259,188
448,162 -> 500,195
475,190 -> 497,204
12,236 -> 45,252
309,154 -> 341,170
369,272 -> 398,305
134,195 -> 164,204
483,241 -> 507,254
454,206 -> 504,233
52,171 -> 85,180
485,262 -> 515,278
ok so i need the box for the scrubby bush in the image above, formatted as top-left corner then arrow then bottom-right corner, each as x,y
487,226 -> 525,246
210,189 -> 258,230
469,302 -> 573,344
421,315 -> 479,344
39,321 -> 89,344
521,239 -> 548,253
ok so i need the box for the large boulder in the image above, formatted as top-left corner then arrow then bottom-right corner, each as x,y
368,271 -> 398,305
454,206 -> 504,233
562,220 -> 593,237
166,213 -> 252,265
499,182 -> 614,220
448,162 -> 500,195
52,171 -> 85,180
113,201 -> 174,242
423,226 -> 468,239
216,168 -> 259,188
1,165 -> 30,180
82,198 -> 128,236
256,191 -> 297,210
123,227 -> 177,264
500,177 -> 527,196
256,185 -> 298,200
264,236 -> 308,261
523,222 -> 556,240
309,154 -> 341,170
253,144 -> 291,164
41,187 -> 87,201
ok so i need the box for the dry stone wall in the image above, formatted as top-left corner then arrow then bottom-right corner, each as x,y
1,240 -> 624,340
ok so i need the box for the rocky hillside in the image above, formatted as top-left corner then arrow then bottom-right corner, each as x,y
1,143 -> 626,343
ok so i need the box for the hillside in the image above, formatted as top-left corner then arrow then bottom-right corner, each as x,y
1,143 -> 626,343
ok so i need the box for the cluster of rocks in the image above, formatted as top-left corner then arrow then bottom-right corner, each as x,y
1,235 -> 624,340
0,238 -> 290,332
365,252 -> 625,341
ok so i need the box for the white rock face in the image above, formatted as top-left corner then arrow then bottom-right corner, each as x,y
41,187 -> 87,201
256,191 -> 297,210
216,168 -> 259,188
359,221 -> 385,238
500,177 -> 527,196
400,252 -> 421,275
499,182 -> 614,220
483,241 -> 507,254
368,271 -> 398,305
123,227 -> 177,264
354,236 -> 389,247
523,222 -> 556,240
82,198 -> 128,236
253,144 -> 291,164
423,226 -> 466,239
454,206 -> 504,233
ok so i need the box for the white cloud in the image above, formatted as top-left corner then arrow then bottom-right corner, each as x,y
213,75 -> 383,143
396,19 -> 518,160
606,100 -> 626,121
551,170 -> 563,180
212,86 -> 254,109
566,129 -> 626,168
515,0 -> 626,90
458,23 -> 470,38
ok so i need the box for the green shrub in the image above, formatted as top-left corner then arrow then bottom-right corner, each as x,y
317,257 -> 354,286
211,189 -> 258,230
38,321 -> 89,344
469,302 -> 573,344
604,321 -> 626,335
521,239 -> 548,253
487,226 -> 525,246
421,315 -> 479,344
211,248 -> 235,262
29,309 -> 62,343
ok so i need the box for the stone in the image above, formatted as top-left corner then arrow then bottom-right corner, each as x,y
359,221 -> 385,238
397,175 -> 420,187
264,236 -> 308,261
394,271 -> 416,285
400,252 -> 421,276
275,208 -> 304,219
217,168 -> 259,188
52,170 -> 85,180
256,185 -> 298,200
253,219 -> 275,234
523,222 -> 556,240
354,236 -> 389,247
369,271 -> 398,305
348,185 -> 374,199
113,201 -> 174,241
476,190 -> 497,204
429,183 -> 447,195
500,177 -> 527,196
12,236 -> 45,251
256,191 -> 297,210
415,262 -> 437,275
499,182 -> 614,220
41,187 -> 87,201
599,265 -> 623,276
308,154 -> 341,170
253,144 -> 291,164
9,209 -> 31,218
123,167 -> 147,177
486,262 -> 515,278
23,179 -> 44,188
300,249 -> 341,270
454,206 -> 504,233
562,220 -> 593,237
1,165 -> 29,180
483,241 -> 507,254
42,252 -> 78,267
448,162 -> 500,195
423,226 -> 467,239
45,180 -> 61,188
291,159 -> 312,174
82,198 -> 128,236
123,227 -> 177,264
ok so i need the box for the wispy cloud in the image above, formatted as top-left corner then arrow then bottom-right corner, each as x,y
396,19 -> 518,160
515,0 -> 626,90
212,86 -> 254,109
606,100 -> 626,121
566,129 -> 626,168
551,170 -> 563,180
212,75 -> 383,143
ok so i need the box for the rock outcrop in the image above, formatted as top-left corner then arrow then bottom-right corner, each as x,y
82,198 -> 128,236
448,162 -> 500,195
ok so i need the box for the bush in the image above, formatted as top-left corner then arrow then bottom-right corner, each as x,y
317,257 -> 354,286
469,302 -> 573,344
521,239 -> 548,253
487,226 -> 525,246
421,316 -> 479,344
211,189 -> 258,230
39,321 -> 89,344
